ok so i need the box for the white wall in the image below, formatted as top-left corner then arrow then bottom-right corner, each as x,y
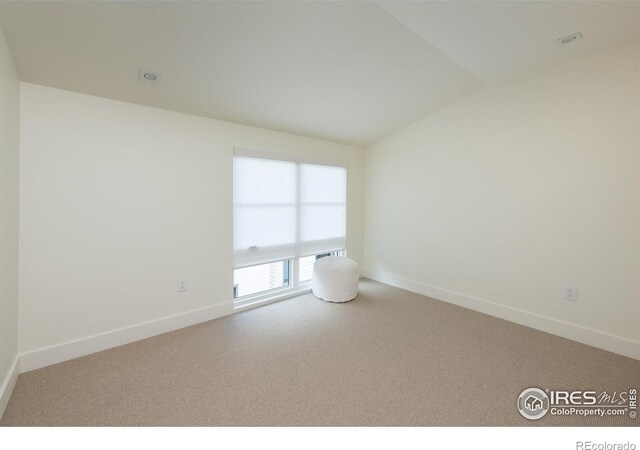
19,83 -> 363,359
364,40 -> 640,358
0,23 -> 20,414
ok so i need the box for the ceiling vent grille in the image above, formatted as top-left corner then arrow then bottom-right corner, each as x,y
556,32 -> 582,46
138,69 -> 160,83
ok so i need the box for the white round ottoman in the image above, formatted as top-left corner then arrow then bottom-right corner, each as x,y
312,256 -> 359,303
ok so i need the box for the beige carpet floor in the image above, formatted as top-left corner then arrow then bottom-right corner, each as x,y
1,279 -> 638,426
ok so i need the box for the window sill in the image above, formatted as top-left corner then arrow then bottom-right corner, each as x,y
233,285 -> 312,312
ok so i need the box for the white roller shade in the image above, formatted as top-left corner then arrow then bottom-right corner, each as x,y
233,150 -> 347,268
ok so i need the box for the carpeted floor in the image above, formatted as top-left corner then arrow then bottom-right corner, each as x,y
1,279 -> 638,426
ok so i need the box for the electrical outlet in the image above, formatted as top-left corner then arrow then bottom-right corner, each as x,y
177,277 -> 188,293
565,287 -> 577,301
377,249 -> 385,261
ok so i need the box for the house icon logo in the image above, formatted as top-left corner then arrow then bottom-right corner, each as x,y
517,388 -> 549,420
525,395 -> 543,411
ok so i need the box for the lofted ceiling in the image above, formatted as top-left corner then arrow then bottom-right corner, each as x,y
1,1 -> 639,146
377,1 -> 640,84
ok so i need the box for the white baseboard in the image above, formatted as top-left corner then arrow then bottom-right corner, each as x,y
13,269 -> 640,383
0,355 -> 20,420
20,302 -> 233,373
362,268 -> 640,361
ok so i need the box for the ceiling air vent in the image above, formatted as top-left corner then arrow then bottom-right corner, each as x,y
138,68 -> 160,83
556,32 -> 582,46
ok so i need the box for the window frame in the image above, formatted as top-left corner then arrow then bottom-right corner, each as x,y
233,249 -> 345,309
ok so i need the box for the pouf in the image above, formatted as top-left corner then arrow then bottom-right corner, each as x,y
312,256 -> 359,303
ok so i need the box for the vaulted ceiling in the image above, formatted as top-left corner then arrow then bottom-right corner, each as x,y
1,1 -> 640,146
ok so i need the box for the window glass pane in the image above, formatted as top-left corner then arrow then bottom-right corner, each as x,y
234,260 -> 290,298
298,255 -> 315,283
299,164 -> 346,204
300,205 -> 346,241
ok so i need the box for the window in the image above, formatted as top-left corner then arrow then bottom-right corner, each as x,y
233,251 -> 344,301
233,260 -> 290,298
233,148 -> 347,302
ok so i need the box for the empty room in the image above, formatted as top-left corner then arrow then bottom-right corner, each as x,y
0,0 -> 639,444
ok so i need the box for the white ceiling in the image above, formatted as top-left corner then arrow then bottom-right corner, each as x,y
377,1 -> 640,84
1,1 -> 639,146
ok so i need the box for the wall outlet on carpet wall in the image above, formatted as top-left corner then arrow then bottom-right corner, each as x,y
177,277 -> 188,293
565,287 -> 577,301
